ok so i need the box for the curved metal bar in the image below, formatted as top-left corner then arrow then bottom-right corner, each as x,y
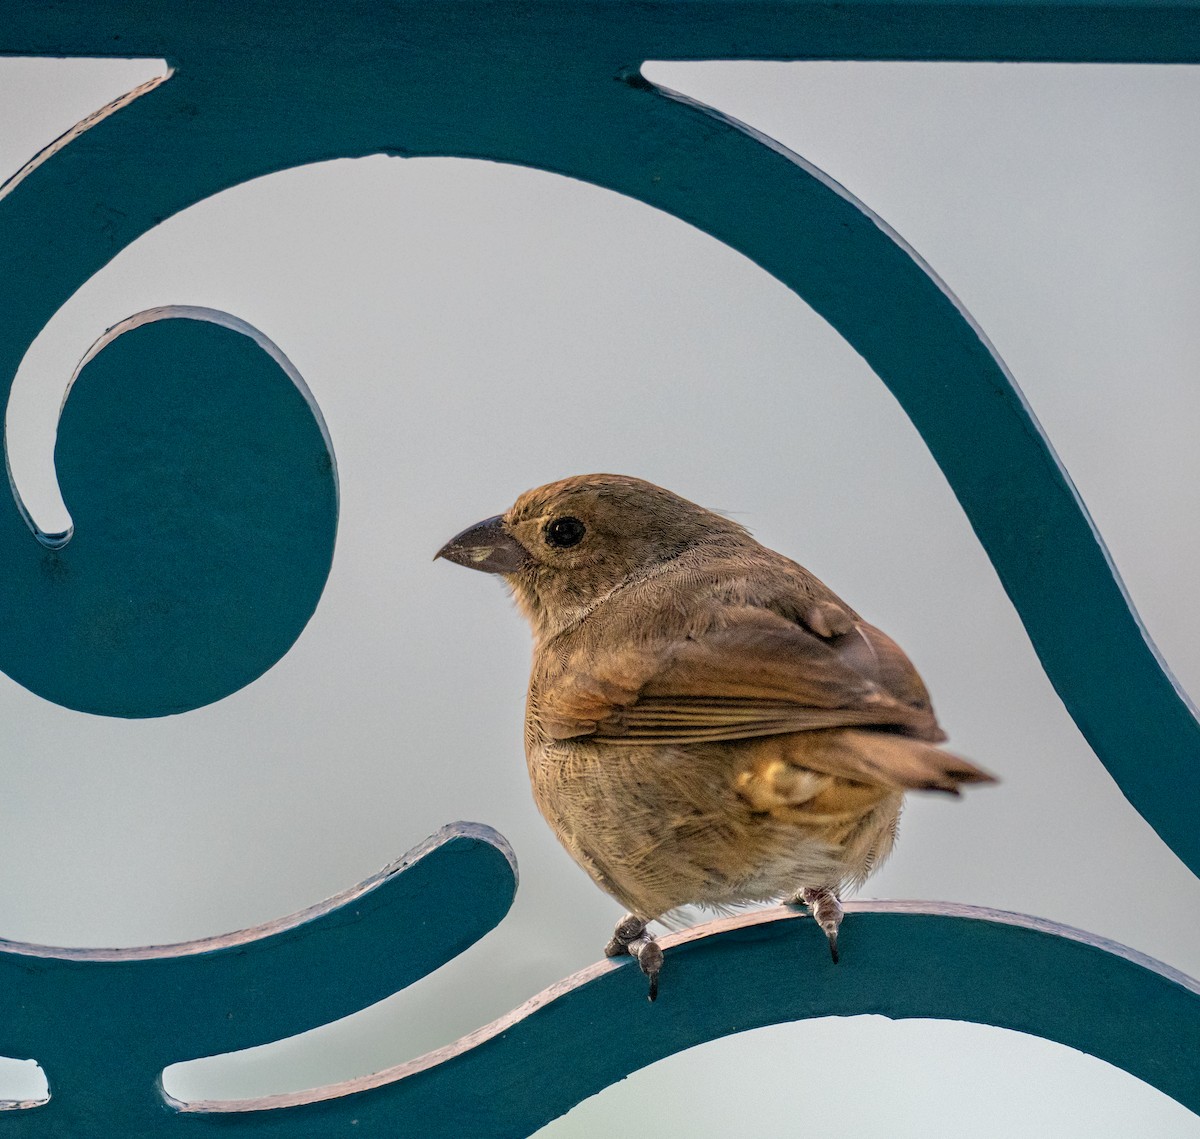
165,901 -> 1200,1135
515,75 -> 1200,874
0,824 -> 518,1134
0,302 -> 339,715
0,72 -> 358,715
2,836 -> 1193,1137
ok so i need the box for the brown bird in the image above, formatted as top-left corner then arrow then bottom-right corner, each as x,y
437,474 -> 994,1000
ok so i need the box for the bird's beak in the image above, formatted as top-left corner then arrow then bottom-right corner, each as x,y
434,514 -> 531,575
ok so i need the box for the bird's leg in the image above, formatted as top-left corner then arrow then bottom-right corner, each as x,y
605,913 -> 663,1002
788,887 -> 844,964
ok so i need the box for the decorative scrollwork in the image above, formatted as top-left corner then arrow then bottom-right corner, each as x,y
0,307 -> 337,716
1,2 -> 1198,1134
1,825 -> 1196,1135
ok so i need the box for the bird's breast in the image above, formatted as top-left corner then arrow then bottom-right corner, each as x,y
523,729 -> 900,919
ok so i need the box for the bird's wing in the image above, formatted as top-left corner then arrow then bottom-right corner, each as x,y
537,606 -> 944,746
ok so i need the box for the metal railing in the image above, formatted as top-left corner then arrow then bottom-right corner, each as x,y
2,3 -> 1198,1133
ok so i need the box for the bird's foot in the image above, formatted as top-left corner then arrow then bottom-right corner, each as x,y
605,913 -> 663,1002
788,887 -> 844,964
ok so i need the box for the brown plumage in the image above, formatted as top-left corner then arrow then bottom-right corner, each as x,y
437,474 -> 994,998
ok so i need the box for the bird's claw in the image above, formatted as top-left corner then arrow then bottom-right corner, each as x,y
605,914 -> 647,957
790,887 -> 844,964
633,938 -> 663,1001
606,913 -> 663,1001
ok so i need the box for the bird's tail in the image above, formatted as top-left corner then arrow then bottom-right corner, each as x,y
826,729 -> 997,795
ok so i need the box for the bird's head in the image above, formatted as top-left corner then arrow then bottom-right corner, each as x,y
436,473 -> 747,639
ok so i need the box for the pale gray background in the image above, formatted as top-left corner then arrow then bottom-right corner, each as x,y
1,54 -> 1199,1136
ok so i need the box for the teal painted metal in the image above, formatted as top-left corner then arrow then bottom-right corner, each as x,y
1,1 -> 1198,1134
0,825 -> 519,1133
0,307 -> 337,716
0,830 -> 1197,1135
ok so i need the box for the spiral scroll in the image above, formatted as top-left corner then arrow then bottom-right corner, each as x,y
1,307 -> 337,715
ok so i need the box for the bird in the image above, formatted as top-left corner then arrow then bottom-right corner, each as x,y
436,474 -> 994,1000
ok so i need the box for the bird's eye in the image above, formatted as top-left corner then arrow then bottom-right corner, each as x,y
545,516 -> 586,549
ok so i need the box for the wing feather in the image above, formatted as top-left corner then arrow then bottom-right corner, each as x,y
536,606 -> 944,745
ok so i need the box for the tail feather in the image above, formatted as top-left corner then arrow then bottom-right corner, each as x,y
827,729 -> 996,794
737,728 -> 996,820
